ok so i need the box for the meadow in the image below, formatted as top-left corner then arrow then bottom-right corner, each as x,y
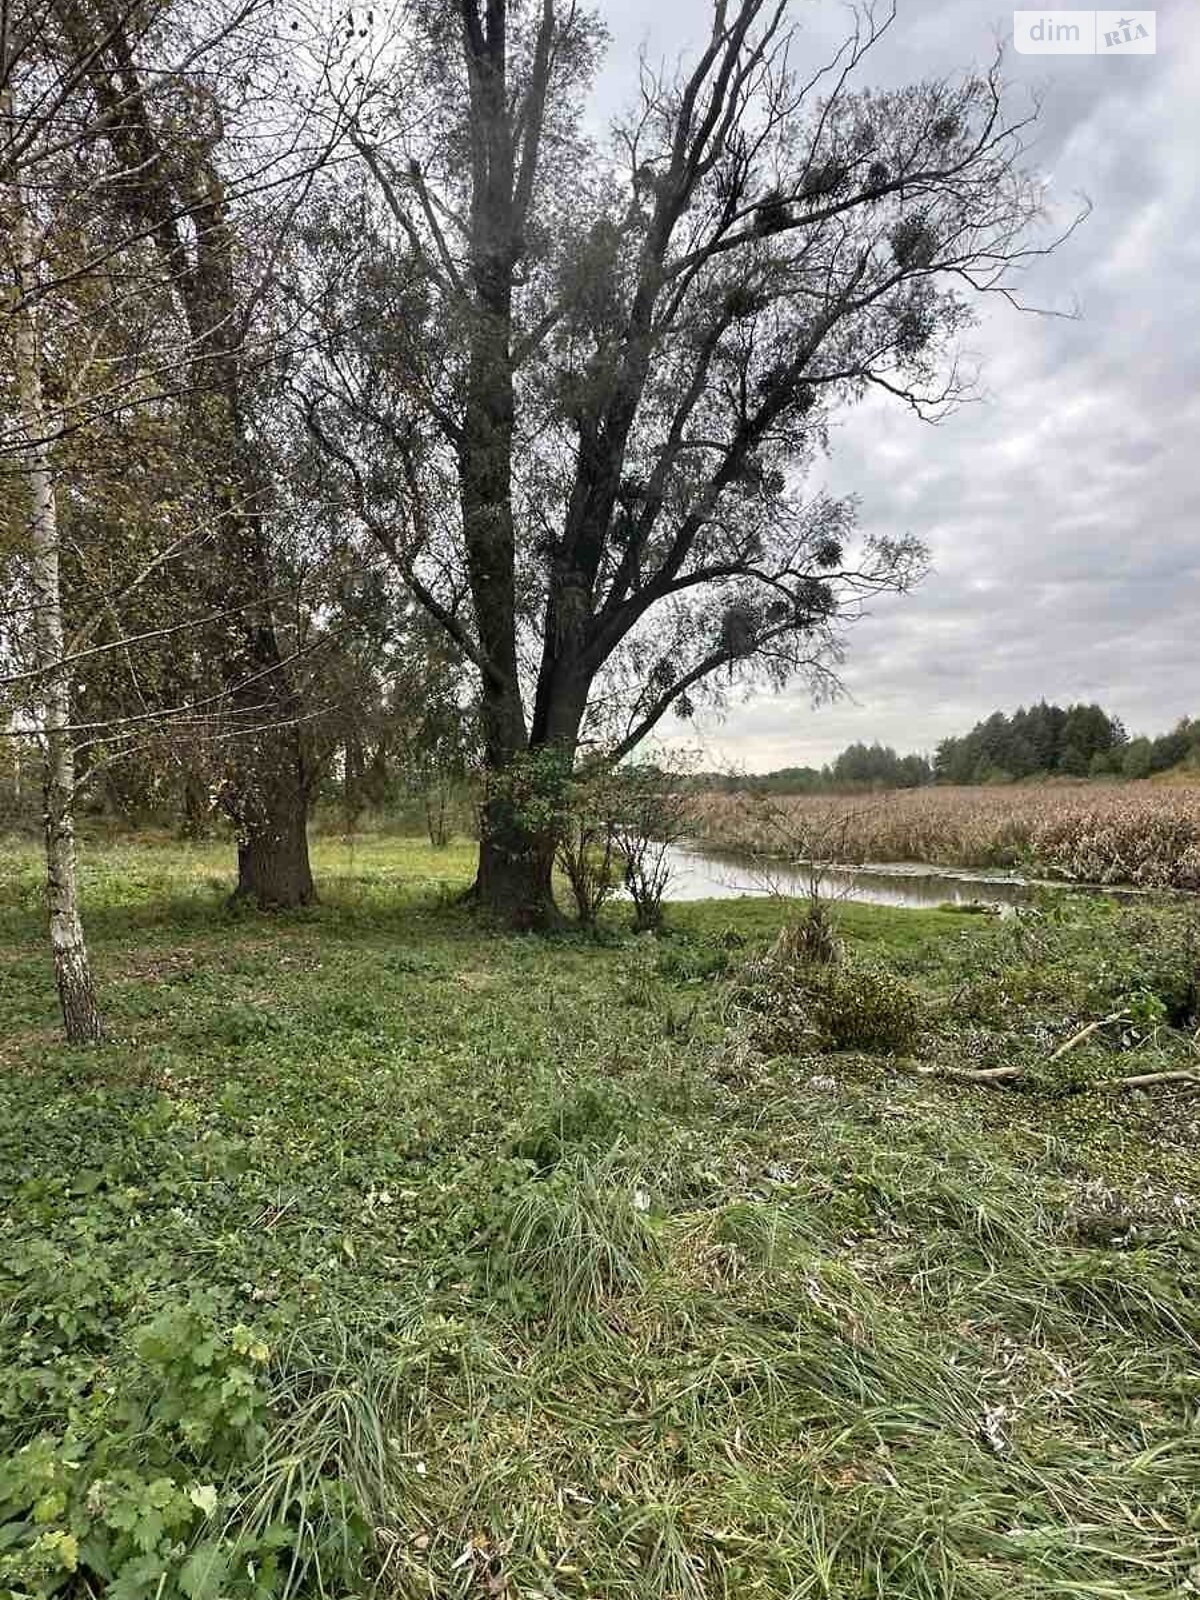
1,834 -> 1199,1599
693,780 -> 1200,889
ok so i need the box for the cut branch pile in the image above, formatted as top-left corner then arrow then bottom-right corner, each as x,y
914,1009 -> 1200,1093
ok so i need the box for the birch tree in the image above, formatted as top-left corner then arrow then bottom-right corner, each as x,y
3,74 -> 103,1041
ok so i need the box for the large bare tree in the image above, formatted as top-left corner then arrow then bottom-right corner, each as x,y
304,0 -> 1069,927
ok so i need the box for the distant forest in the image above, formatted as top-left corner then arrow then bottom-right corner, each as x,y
708,704 -> 1200,793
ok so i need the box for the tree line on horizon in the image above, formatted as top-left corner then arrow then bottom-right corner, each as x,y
701,701 -> 1200,793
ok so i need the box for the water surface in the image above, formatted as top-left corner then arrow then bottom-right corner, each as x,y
659,845 -> 1060,912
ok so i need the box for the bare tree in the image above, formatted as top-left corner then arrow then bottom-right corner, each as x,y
556,764 -> 622,927
615,765 -> 696,935
731,786 -> 876,964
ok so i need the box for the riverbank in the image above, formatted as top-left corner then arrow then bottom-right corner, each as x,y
654,842 -> 1197,912
691,780 -> 1200,890
3,836 -> 1198,1598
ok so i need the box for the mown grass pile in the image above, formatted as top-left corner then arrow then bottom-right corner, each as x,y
693,781 -> 1200,888
1,835 -> 1198,1599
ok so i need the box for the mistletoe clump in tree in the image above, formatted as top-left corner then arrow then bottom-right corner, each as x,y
305,0 -> 1068,927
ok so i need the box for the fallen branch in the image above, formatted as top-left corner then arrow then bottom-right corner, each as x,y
910,1060 -> 1200,1093
905,1000 -> 1200,1093
1093,1069 -> 1200,1092
1048,1012 -> 1125,1062
929,1064 -> 1024,1084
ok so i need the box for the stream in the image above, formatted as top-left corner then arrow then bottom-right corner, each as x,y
656,844 -> 1120,912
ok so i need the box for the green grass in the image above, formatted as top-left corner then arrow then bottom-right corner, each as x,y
1,834 -> 1197,1599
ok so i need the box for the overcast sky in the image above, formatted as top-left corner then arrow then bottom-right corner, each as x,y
590,0 -> 1199,769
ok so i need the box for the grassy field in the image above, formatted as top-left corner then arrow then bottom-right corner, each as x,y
693,781 -> 1200,889
2,835 -> 1199,1599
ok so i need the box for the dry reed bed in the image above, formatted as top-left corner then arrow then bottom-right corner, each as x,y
693,782 -> 1200,890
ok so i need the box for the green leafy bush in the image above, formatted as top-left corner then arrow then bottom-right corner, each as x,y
0,1298 -> 274,1600
133,1301 -> 271,1467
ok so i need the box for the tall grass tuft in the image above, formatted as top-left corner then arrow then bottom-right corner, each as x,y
482,1152 -> 662,1341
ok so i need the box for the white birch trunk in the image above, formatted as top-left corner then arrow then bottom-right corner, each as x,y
7,115 -> 104,1044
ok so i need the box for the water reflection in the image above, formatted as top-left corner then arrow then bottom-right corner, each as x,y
658,845 -> 1042,912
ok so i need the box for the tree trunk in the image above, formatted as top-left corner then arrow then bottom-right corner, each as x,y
471,641 -> 597,925
476,790 -> 560,930
425,782 -> 450,848
470,664 -> 567,926
8,143 -> 104,1043
179,766 -> 210,837
473,701 -> 590,929
43,740 -> 104,1042
201,445 -> 316,912
343,735 -> 365,831
230,742 -> 315,909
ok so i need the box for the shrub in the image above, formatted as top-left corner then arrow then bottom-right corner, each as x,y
555,762 -> 696,929
616,767 -> 695,933
557,811 -> 620,926
769,902 -> 840,968
555,767 -> 627,925
734,953 -> 923,1056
